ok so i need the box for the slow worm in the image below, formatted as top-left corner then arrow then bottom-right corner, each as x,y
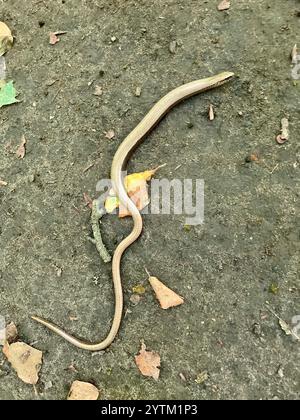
32,71 -> 234,351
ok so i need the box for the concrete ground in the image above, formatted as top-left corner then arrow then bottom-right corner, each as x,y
0,0 -> 299,400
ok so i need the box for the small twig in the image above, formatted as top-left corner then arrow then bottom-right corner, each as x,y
83,162 -> 95,173
144,267 -> 151,278
90,200 -> 111,263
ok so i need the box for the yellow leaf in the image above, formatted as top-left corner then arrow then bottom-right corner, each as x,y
132,284 -> 146,294
105,195 -> 120,213
105,165 -> 165,217
0,22 -> 13,56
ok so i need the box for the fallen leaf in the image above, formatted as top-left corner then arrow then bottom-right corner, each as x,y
245,153 -> 259,163
67,381 -> 100,400
195,371 -> 209,384
104,129 -> 115,140
148,275 -> 184,309
208,104 -> 215,121
291,44 -> 298,64
49,32 -> 59,45
135,342 -> 161,380
16,135 -> 26,159
218,0 -> 231,11
83,192 -> 93,209
266,305 -> 300,342
0,22 -> 13,56
0,179 -> 8,187
0,80 -> 19,108
3,342 -> 43,384
184,224 -> 192,232
269,283 -> 279,295
93,85 -> 103,96
49,31 -> 67,45
105,165 -> 165,217
105,195 -> 119,213
132,284 -> 146,295
250,153 -> 259,162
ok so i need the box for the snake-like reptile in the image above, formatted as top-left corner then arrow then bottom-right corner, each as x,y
32,71 -> 234,351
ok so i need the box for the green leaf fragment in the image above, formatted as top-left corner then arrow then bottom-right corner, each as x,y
0,80 -> 19,108
195,371 -> 209,384
269,283 -> 279,295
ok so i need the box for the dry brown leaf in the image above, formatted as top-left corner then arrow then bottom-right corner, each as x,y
16,135 -> 26,159
104,129 -> 115,139
49,32 -> 59,45
218,0 -> 231,11
0,179 -> 8,186
49,31 -> 67,45
93,85 -> 103,96
0,22 -> 13,56
67,381 -> 100,400
291,44 -> 298,64
135,342 -> 161,380
148,275 -> 184,309
3,342 -> 43,384
208,104 -> 215,121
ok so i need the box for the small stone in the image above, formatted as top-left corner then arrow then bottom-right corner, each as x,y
252,323 -> 263,337
5,322 -> 18,344
67,381 -> 100,400
130,294 -> 141,305
169,40 -> 177,54
134,86 -> 142,97
277,366 -> 284,378
44,380 -> 53,390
